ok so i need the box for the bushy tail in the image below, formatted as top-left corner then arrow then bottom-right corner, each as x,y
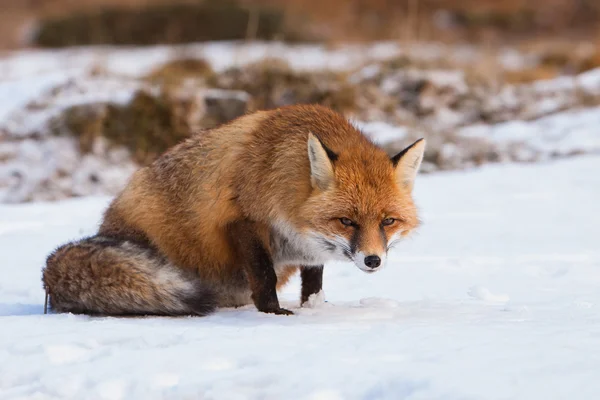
42,236 -> 217,316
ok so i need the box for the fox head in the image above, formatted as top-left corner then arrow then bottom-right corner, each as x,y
301,133 -> 425,273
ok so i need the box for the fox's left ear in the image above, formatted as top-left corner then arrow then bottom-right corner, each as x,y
391,138 -> 426,191
307,132 -> 337,190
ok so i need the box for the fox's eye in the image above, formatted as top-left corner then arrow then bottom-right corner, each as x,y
382,218 -> 396,226
340,218 -> 354,227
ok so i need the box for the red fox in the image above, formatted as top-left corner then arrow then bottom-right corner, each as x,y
42,104 -> 426,316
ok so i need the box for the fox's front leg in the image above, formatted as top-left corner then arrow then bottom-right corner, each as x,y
300,265 -> 324,307
228,220 -> 293,315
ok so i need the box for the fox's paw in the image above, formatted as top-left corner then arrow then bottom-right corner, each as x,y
301,290 -> 326,308
262,307 -> 294,316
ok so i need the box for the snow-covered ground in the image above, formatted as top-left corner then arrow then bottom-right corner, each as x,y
1,156 -> 598,400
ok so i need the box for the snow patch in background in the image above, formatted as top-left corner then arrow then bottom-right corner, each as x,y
459,107 -> 600,157
355,121 -> 408,145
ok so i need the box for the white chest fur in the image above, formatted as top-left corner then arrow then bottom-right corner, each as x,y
270,222 -> 329,267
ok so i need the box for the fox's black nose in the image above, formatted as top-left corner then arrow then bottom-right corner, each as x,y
364,255 -> 381,269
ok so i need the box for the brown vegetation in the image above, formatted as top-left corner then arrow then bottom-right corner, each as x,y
33,1 -> 314,47
146,58 -> 215,87
52,89 -> 209,164
1,0 -> 599,48
212,59 -> 358,113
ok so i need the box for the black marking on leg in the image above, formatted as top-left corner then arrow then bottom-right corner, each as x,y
245,240 -> 280,312
300,265 -> 323,305
228,220 -> 292,315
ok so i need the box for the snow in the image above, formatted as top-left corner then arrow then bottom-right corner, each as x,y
0,73 -> 73,128
302,290 -> 326,308
0,41 -> 406,81
0,136 -> 138,203
2,77 -> 142,139
459,107 -> 600,157
356,106 -> 600,160
355,121 -> 408,145
577,68 -> 600,93
529,67 -> 600,95
1,156 -> 599,399
0,41 -> 486,82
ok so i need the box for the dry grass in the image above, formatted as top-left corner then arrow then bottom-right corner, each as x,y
213,58 -> 359,113
1,0 -> 599,48
502,66 -> 561,85
33,1 -> 307,47
53,89 -> 197,164
502,40 -> 600,84
261,0 -> 600,43
146,58 -> 215,87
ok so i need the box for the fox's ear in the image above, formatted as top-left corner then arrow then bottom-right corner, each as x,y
391,138 -> 426,191
307,132 -> 337,190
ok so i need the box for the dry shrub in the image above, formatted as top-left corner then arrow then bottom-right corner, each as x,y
538,47 -> 600,75
54,89 -> 199,164
3,0 -> 600,48
146,58 -> 215,87
213,58 -> 358,113
503,65 -> 560,84
102,90 -> 194,164
503,42 -> 600,84
33,1 -> 313,47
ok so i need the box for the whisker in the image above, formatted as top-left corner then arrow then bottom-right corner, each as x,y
386,239 -> 402,252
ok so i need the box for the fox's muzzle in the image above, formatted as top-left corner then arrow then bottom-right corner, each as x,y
353,251 -> 386,273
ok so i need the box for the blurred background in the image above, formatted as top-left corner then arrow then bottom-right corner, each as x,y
2,0 -> 599,47
1,0 -> 599,202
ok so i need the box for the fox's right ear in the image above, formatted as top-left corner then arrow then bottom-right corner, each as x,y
307,132 -> 336,190
391,138 -> 426,191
